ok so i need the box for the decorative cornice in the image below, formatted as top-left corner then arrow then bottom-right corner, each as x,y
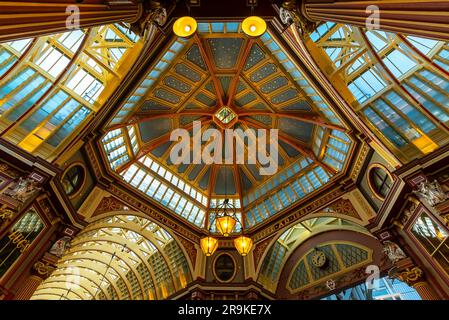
350,142 -> 370,182
253,187 -> 346,243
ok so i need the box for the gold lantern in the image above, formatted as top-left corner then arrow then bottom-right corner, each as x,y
215,215 -> 237,237
234,235 -> 253,257
200,236 -> 218,256
173,16 -> 197,38
214,199 -> 237,236
242,16 -> 267,38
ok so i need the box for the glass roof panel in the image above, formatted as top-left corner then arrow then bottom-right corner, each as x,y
309,23 -> 449,159
0,24 -> 143,158
101,22 -> 353,230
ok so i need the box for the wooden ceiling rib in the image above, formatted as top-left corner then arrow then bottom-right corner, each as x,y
105,21 -> 351,219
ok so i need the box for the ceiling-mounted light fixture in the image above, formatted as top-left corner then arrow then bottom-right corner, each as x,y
234,235 -> 253,257
242,16 -> 267,37
200,236 -> 219,256
200,198 -> 253,257
201,171 -> 253,257
173,16 -> 197,38
215,199 -> 237,237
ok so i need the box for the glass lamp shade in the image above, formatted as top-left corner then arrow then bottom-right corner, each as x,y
173,16 -> 197,38
234,235 -> 253,256
242,16 -> 267,37
215,215 -> 237,237
200,236 -> 218,256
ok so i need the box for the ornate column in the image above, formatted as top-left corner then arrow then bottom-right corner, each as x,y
281,0 -> 449,41
0,0 -> 166,42
14,253 -> 58,300
388,255 -> 441,300
397,263 -> 440,300
382,239 -> 442,299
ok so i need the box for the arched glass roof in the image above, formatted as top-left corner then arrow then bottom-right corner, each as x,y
307,23 -> 449,162
0,24 -> 143,160
31,214 -> 192,300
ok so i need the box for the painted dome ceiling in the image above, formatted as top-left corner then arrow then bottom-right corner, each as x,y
101,22 -> 354,230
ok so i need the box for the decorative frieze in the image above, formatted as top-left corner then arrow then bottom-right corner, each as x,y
94,196 -> 128,217
350,143 -> 370,182
326,198 -> 361,220
253,188 -> 345,242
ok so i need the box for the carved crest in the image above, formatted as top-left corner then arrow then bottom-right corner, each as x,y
49,236 -> 72,258
382,240 -> 407,263
414,179 -> 447,207
6,176 -> 41,203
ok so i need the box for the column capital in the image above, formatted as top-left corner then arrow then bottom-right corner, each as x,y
32,253 -> 59,280
128,1 -> 168,38
279,1 -> 317,36
397,266 -> 425,287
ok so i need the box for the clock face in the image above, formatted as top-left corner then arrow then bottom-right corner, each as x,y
311,250 -> 327,268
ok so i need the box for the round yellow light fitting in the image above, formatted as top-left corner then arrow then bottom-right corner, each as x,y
173,16 -> 197,38
242,16 -> 267,37
200,236 -> 219,256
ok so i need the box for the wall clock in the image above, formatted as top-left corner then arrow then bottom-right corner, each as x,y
311,249 -> 327,268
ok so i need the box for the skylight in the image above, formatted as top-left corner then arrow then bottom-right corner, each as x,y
0,24 -> 143,159
310,23 -> 449,160
101,22 -> 353,230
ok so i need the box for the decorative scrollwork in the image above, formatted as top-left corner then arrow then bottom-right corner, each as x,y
0,207 -> 14,221
325,279 -> 336,291
33,261 -> 55,279
0,207 -> 15,231
414,179 -> 447,207
280,1 -> 317,36
397,267 -> 424,286
129,2 -> 167,38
